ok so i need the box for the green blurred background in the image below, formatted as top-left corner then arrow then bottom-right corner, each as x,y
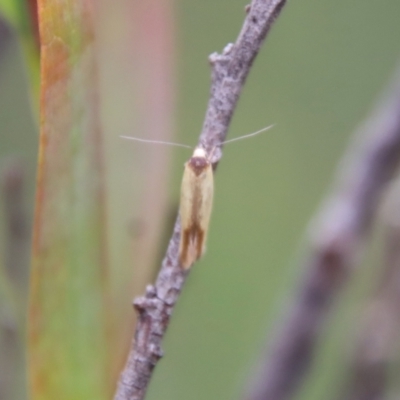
1,0 -> 400,399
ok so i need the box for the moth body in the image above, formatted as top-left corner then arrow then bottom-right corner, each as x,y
179,147 -> 214,269
122,125 -> 273,269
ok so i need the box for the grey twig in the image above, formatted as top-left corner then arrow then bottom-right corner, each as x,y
339,183 -> 400,400
113,1 -> 287,399
244,66 -> 400,400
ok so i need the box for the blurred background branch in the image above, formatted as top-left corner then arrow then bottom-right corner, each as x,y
0,14 -> 11,64
339,181 -> 400,400
0,160 -> 29,400
244,63 -> 400,400
2,159 -> 30,302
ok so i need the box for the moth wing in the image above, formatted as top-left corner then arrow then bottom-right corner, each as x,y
179,162 -> 214,269
179,161 -> 196,234
179,163 -> 197,268
196,165 -> 213,249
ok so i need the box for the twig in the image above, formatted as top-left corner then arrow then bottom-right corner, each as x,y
339,182 -> 400,400
243,66 -> 400,400
114,1 -> 287,399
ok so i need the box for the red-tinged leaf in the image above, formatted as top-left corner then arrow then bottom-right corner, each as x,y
29,1 -> 109,399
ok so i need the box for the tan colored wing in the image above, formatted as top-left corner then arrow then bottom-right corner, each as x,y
179,161 -> 213,269
195,164 -> 213,246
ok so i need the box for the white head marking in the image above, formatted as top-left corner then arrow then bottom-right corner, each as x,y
193,147 -> 207,159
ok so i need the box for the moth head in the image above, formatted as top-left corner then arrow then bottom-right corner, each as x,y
193,146 -> 221,166
192,147 -> 207,159
189,147 -> 211,174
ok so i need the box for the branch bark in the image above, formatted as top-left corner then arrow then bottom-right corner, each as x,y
113,1 -> 287,399
244,66 -> 400,400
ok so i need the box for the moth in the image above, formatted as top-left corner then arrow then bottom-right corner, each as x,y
179,146 -> 213,269
121,124 -> 273,269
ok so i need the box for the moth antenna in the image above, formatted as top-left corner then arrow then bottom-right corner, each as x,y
221,124 -> 275,146
120,136 -> 192,149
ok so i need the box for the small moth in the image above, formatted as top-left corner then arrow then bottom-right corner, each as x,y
121,124 -> 273,269
179,147 -> 213,269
